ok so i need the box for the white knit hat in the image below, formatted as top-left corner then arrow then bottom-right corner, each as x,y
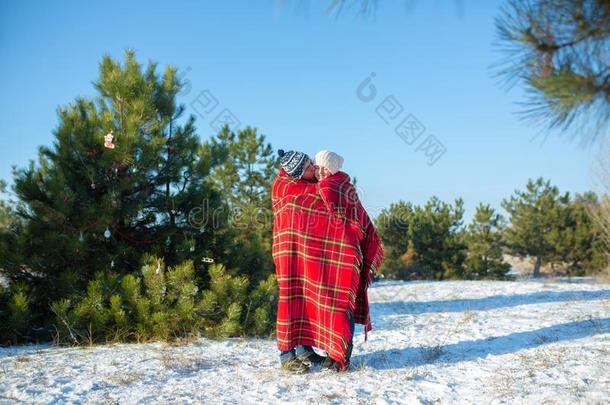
315,150 -> 344,175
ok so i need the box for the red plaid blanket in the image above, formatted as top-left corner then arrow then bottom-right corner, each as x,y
318,171 -> 384,333
272,169 -> 383,369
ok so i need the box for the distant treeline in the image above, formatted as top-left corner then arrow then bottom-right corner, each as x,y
375,179 -> 607,281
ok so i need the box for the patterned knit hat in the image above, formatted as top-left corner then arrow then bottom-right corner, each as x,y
278,149 -> 310,179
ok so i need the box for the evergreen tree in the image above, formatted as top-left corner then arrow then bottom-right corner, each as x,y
0,180 -> 23,283
374,201 -> 413,279
0,284 -> 31,345
502,177 -> 569,277
0,181 -> 33,345
553,192 -> 608,274
0,180 -> 12,229
50,255 -> 278,345
404,197 -> 466,280
463,204 -> 511,280
6,50 -> 227,338
204,126 -> 277,283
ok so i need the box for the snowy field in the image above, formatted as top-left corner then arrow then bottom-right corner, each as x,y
1,279 -> 609,404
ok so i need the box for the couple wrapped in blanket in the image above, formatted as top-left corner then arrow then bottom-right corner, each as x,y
271,149 -> 384,373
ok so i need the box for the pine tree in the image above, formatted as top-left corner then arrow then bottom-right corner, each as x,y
204,126 -> 277,283
502,177 -> 570,277
1,177 -> 33,345
0,282 -> 31,345
552,192 -> 609,274
50,255 -> 278,344
463,204 -> 511,280
374,201 -> 413,279
405,197 -> 466,280
0,180 -> 12,229
0,180 -> 25,282
7,50 -> 227,337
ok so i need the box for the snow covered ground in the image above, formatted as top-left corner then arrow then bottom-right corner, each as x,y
1,279 -> 609,404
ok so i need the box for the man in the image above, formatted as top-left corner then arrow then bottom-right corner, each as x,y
271,149 -> 370,374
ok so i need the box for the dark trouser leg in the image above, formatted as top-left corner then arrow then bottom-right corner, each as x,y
296,345 -> 326,365
279,348 -> 296,364
345,311 -> 355,365
295,345 -> 314,357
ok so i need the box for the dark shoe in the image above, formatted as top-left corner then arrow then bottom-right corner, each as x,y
281,357 -> 310,374
321,357 -> 348,372
297,350 -> 327,366
320,343 -> 353,372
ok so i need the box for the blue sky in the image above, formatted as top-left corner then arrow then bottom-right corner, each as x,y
0,0 -> 595,222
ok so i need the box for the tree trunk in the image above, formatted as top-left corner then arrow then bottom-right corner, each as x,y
533,256 -> 542,278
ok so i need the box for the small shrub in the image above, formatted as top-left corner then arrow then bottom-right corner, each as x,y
0,282 -> 32,345
51,256 -> 278,345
